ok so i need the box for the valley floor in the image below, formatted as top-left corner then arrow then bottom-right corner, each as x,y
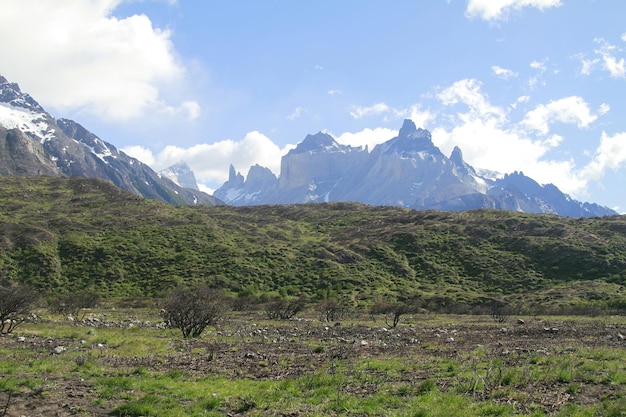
1,311 -> 625,416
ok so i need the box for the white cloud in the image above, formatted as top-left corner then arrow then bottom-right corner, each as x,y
594,39 -> 626,78
0,0 -> 192,121
437,79 -> 506,122
429,78 -> 604,198
349,102 -> 434,128
521,96 -> 599,135
124,131 -> 294,190
287,107 -> 305,120
327,89 -> 343,96
349,103 -> 391,119
528,60 -> 549,89
465,0 -> 562,21
120,145 -> 156,166
492,65 -> 518,79
579,57 -> 600,76
580,131 -> 626,182
530,60 -> 547,72
335,128 -> 398,151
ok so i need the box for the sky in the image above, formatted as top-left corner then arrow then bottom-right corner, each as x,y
1,0 -> 625,211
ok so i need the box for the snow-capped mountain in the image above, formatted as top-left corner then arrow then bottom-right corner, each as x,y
215,119 -> 616,217
159,161 -> 199,191
0,74 -> 222,206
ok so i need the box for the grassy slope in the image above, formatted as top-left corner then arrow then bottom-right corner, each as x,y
0,176 -> 625,307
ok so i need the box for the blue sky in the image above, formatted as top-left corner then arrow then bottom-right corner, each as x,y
1,0 -> 625,211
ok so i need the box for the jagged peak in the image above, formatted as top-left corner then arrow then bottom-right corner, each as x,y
168,160 -> 191,170
228,164 -> 238,180
0,75 -> 45,113
380,119 -> 439,156
399,119 -> 417,136
450,146 -> 463,162
289,131 -> 341,154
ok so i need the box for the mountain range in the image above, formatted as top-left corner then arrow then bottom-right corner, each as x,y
214,119 -> 616,217
0,75 -> 222,206
0,73 -> 617,217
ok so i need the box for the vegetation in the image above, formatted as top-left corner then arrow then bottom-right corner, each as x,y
161,284 -> 229,338
0,176 -> 625,313
0,280 -> 38,334
0,309 -> 625,416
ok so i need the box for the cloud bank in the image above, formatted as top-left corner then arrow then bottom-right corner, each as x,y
0,0 -> 199,121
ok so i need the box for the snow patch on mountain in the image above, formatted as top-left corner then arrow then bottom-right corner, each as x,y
0,102 -> 55,143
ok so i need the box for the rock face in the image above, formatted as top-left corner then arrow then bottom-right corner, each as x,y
215,119 -> 615,217
159,161 -> 200,191
0,75 -> 223,206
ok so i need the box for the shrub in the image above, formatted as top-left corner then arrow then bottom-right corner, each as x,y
160,284 -> 229,338
316,300 -> 350,322
0,280 -> 38,334
370,296 -> 421,328
47,290 -> 101,318
265,296 -> 308,320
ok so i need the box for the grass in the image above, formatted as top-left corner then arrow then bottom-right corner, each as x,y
0,311 -> 625,416
3,176 -> 626,308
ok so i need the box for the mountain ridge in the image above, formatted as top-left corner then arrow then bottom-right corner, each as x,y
215,119 -> 615,217
0,74 -> 223,206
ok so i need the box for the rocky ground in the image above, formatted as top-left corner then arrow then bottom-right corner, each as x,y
1,313 -> 625,416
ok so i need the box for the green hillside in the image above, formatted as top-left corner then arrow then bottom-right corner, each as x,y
1,176 -> 625,311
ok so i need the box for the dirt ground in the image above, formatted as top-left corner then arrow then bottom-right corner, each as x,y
1,314 -> 625,416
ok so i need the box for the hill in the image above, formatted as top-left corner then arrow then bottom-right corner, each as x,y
1,176 -> 625,311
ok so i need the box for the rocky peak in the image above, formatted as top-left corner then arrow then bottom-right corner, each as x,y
450,146 -> 463,165
398,119 -> 418,137
0,76 -> 45,113
289,132 -> 341,155
245,164 -> 277,187
159,161 -> 199,190
381,119 -> 440,156
228,164 -> 245,187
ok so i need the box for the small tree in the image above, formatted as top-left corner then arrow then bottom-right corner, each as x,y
265,296 -> 307,320
161,284 -> 229,338
489,299 -> 511,323
0,280 -> 38,335
370,296 -> 421,328
317,300 -> 349,323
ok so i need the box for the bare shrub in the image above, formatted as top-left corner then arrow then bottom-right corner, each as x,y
161,284 -> 229,338
490,299 -> 512,323
0,280 -> 38,335
370,296 -> 421,328
47,290 -> 100,318
265,297 -> 307,320
316,300 -> 350,323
